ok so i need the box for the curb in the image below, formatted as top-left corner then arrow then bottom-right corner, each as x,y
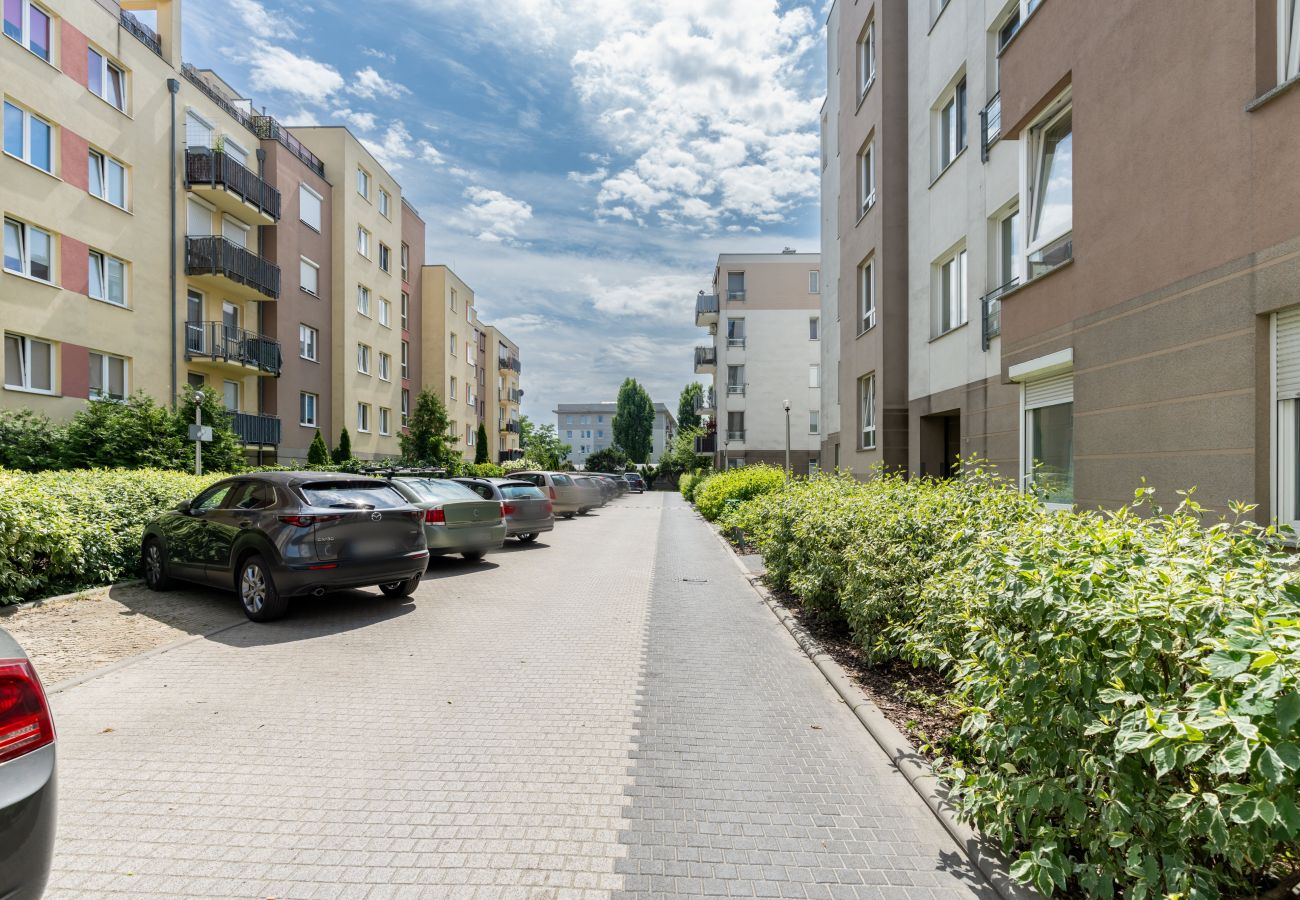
48,618 -> 248,694
703,515 -> 1037,900
0,580 -> 145,617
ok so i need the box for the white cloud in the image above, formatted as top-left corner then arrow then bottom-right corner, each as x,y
580,272 -> 702,317
362,47 -> 397,63
227,0 -> 297,40
243,41 -> 344,102
463,187 -> 534,243
567,167 -> 608,185
361,121 -> 420,171
350,66 -> 410,100
334,107 -> 377,132
420,142 -> 446,166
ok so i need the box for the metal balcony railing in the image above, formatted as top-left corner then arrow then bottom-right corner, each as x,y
185,149 -> 281,220
497,355 -> 522,373
693,388 -> 716,412
694,346 -> 717,369
232,412 -> 281,446
727,383 -> 746,396
980,92 -> 1002,162
120,10 -> 161,56
694,434 -> 717,454
185,321 -> 282,374
726,289 -> 746,302
185,236 -> 281,300
503,421 -> 522,434
250,115 -> 325,178
695,292 -> 719,325
727,337 -> 746,349
181,64 -> 254,133
726,430 -> 746,442
980,278 -> 1017,350
508,388 -> 524,403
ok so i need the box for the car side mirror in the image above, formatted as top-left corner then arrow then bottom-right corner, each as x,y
177,499 -> 192,514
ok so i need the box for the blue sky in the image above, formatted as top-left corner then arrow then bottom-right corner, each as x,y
182,0 -> 826,423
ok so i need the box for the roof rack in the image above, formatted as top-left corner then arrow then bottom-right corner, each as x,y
359,466 -> 447,479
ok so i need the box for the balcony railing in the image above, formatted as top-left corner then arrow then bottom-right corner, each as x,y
508,388 -> 524,403
250,115 -> 326,178
180,64 -> 254,133
980,278 -> 1017,350
694,346 -> 717,370
693,387 -> 716,413
727,383 -> 746,396
726,430 -> 746,442
727,337 -> 746,350
980,92 -> 1002,161
120,9 -> 161,56
694,433 -> 717,454
185,321 -> 282,374
498,355 -> 522,373
186,236 -> 280,300
726,289 -> 746,302
231,412 -> 281,446
695,292 -> 719,325
502,421 -> 521,435
185,149 -> 281,220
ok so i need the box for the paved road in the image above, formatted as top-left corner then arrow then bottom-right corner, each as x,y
45,492 -> 992,899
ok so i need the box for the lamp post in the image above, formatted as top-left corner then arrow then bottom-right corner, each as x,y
783,399 -> 791,480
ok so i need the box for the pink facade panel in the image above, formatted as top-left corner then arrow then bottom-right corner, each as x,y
60,235 -> 88,296
60,20 -> 88,88
61,128 -> 89,191
59,342 -> 89,399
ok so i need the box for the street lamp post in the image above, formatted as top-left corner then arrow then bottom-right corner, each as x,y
783,399 -> 791,479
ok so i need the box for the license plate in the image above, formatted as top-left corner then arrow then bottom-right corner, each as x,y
351,539 -> 394,556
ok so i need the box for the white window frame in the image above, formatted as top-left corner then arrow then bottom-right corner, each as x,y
299,256 -> 319,296
357,343 -> 371,375
298,184 -> 322,230
859,373 -> 877,450
1009,349 -> 1074,509
400,292 -> 409,330
357,284 -> 371,317
184,110 -> 213,149
996,205 -> 1022,287
357,226 -> 370,258
401,243 -> 409,280
936,76 -> 968,173
356,166 -> 370,199
357,402 -> 371,433
809,409 -> 820,435
450,332 -> 458,357
809,364 -> 821,389
379,407 -> 391,436
858,140 -> 876,217
379,297 -> 391,328
1281,0 -> 1300,83
401,340 -> 409,378
809,270 -> 820,294
809,316 -> 820,341
3,217 -> 54,283
299,391 -> 318,427
299,324 -> 318,362
88,149 -> 127,209
857,17 -> 876,98
401,389 -> 410,427
934,247 -> 968,337
88,249 -> 127,307
3,332 -> 55,394
3,0 -> 52,61
379,242 -> 391,273
88,350 -> 127,401
379,351 -> 392,382
3,100 -> 52,173
87,47 -> 126,112
1022,91 -> 1073,272
858,257 -> 876,334
378,188 -> 391,218
450,376 -> 458,400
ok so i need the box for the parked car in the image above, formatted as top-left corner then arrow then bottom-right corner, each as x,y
587,474 -> 621,502
454,477 -> 555,542
143,473 -> 430,621
572,475 -> 608,512
512,472 -> 584,518
622,472 -> 646,493
387,477 -> 507,559
0,627 -> 56,900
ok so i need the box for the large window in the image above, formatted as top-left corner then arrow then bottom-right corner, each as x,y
726,365 -> 745,395
726,271 -> 745,301
88,250 -> 126,306
726,317 -> 745,349
859,373 -> 876,450
357,402 -> 371,433
3,333 -> 54,393
858,140 -> 876,217
938,77 -> 968,172
1275,307 -> 1300,527
1023,373 -> 1074,506
87,48 -> 126,111
299,184 -> 322,230
858,257 -> 876,333
1283,0 -> 1300,82
300,257 -> 319,295
1026,97 -> 1073,277
88,351 -> 126,400
4,101 -> 51,173
89,150 -> 127,208
935,248 -> 967,336
379,297 -> 391,328
357,343 -> 371,375
3,0 -> 51,61
727,411 -> 745,442
858,17 -> 876,97
357,285 -> 370,316
299,324 -> 318,361
3,217 -> 52,282
356,166 -> 370,199
379,407 -> 391,436
300,391 -> 317,427
379,351 -> 392,382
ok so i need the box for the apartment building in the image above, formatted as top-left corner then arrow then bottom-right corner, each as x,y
399,198 -> 424,436
485,326 -> 523,462
818,7 -> 842,470
692,252 -> 822,473
421,264 -> 482,462
556,401 -> 677,468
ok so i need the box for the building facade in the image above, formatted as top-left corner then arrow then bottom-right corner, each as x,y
692,252 -> 822,473
818,3 -> 842,470
420,264 -> 482,462
556,401 -> 677,468
484,325 -> 522,462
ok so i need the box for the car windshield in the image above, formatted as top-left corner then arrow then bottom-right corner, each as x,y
400,479 -> 482,502
300,482 -> 407,509
552,474 -> 573,486
500,484 -> 545,500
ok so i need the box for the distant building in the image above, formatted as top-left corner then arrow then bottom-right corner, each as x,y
555,401 -> 677,468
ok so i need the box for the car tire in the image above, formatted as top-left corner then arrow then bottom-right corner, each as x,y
518,533 -> 538,543
562,513 -> 575,519
238,555 -> 288,622
379,574 -> 421,598
463,550 -> 486,561
142,538 -> 174,591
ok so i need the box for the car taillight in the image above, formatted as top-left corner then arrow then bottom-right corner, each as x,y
0,659 -> 55,765
544,500 -> 553,515
425,507 -> 445,524
501,502 -> 514,516
278,514 -> 342,527
549,486 -> 557,500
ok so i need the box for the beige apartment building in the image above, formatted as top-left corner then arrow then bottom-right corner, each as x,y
421,264 -> 482,462
485,325 -> 523,462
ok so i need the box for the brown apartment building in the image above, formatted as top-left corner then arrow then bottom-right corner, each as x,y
995,0 -> 1300,518
399,198 -> 424,433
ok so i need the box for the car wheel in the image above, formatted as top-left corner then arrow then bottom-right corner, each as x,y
238,555 -> 288,622
463,550 -> 486,561
578,508 -> 591,516
143,538 -> 174,591
379,574 -> 421,598
562,513 -> 576,519
518,533 -> 539,543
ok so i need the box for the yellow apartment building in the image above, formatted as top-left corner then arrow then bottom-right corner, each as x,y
484,325 -> 522,462
421,264 -> 482,462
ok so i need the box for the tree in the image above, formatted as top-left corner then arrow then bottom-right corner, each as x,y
677,382 -> 703,431
399,388 -> 459,468
585,445 -> 629,473
0,409 -> 63,471
613,378 -> 655,463
307,430 -> 331,466
520,417 -> 571,471
332,428 -> 353,464
475,422 -> 490,464
658,425 -> 710,483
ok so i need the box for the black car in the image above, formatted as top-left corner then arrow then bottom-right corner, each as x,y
622,472 -> 646,493
143,473 -> 430,622
0,627 -> 56,900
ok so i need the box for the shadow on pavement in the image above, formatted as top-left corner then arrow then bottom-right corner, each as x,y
206,589 -> 418,647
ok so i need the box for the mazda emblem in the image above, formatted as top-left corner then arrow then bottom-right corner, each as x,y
371,512 -> 383,521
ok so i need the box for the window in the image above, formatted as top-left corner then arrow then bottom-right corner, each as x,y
450,288 -> 458,312
450,332 -> 458,356
858,140 -> 876,216
401,243 -> 409,280
400,292 -> 409,330
3,333 -> 53,393
1026,97 -> 1073,277
3,217 -> 52,282
379,298 -> 391,328
858,257 -> 876,333
727,365 -> 745,395
298,257 -> 319,296
379,407 -> 391,435
727,411 -> 745,442
88,150 -> 127,208
809,270 -> 820,294
88,250 -> 126,306
596,430 -> 604,438
185,110 -> 213,149
566,416 -> 574,425
467,424 -> 474,446
997,6 -> 1022,51
727,317 -> 746,349
3,0 -> 51,61
936,248 -> 967,336
378,188 -> 390,218
726,271 -> 745,301
357,285 -> 371,316
356,166 -> 370,198
401,389 -> 410,426
857,17 -> 876,97
1023,373 -> 1074,506
88,351 -> 126,401
299,324 -> 318,361
3,101 -> 51,173
809,316 -> 820,340
299,184 -> 322,230
357,226 -> 370,257
809,364 -> 821,389
401,340 -> 409,378
379,351 -> 391,381
581,416 -> 590,425
1283,0 -> 1300,82
597,415 -> 604,423
299,392 -> 318,427
809,410 -> 820,435
357,343 -> 371,374
859,373 -> 877,450
379,243 -> 391,273
87,48 -> 126,111
450,376 -> 458,399
566,430 -> 573,439
357,402 -> 371,433
938,77 -> 968,171
997,207 -> 1021,286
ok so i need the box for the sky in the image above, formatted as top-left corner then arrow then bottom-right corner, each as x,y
181,0 -> 827,423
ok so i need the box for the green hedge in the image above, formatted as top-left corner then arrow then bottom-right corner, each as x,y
0,468 -> 222,604
720,470 -> 1300,898
691,464 -> 787,521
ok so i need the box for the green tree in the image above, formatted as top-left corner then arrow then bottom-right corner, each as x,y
332,427 -> 352,464
613,378 -> 655,463
399,389 -> 459,468
175,385 -> 244,473
677,382 -> 703,431
0,409 -> 64,471
520,417 -> 571,470
62,392 -> 183,470
475,422 -> 490,464
307,430 -> 331,466
658,426 -> 710,482
585,445 -> 629,473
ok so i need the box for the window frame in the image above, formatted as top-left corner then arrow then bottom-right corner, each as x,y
3,0 -> 52,62
299,256 -> 319,296
88,350 -> 127,401
857,16 -> 877,99
934,247 -> 968,338
809,316 -> 820,341
88,148 -> 128,209
936,76 -> 968,174
298,184 -> 323,230
809,409 -> 820,435
1023,92 -> 1074,271
379,407 -> 391,436
379,297 -> 391,328
357,225 -> 370,258
379,242 -> 391,273
400,292 -> 409,330
299,391 -> 318,427
357,342 -> 371,375
87,46 -> 127,112
298,323 -> 318,362
858,256 -> 876,334
3,332 -> 55,394
859,373 -> 877,450
3,216 -> 54,283
809,270 -> 820,294
401,389 -> 410,427
401,340 -> 409,378
357,402 -> 371,433
809,364 -> 821,389
379,351 -> 392,382
3,100 -> 52,174
357,284 -> 371,317
857,139 -> 876,217
87,249 -> 127,307
378,188 -> 391,218
1282,0 -> 1300,83
400,243 -> 409,280
356,166 -> 370,199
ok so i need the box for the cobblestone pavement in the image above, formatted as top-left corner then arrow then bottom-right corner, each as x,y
44,493 -> 991,899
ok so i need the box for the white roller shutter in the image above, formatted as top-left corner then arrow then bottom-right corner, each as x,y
1276,306 -> 1300,399
1024,372 -> 1074,409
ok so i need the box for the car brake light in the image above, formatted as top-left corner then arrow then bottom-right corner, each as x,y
545,500 -> 553,515
0,659 -> 55,765
425,507 -> 445,524
549,486 -> 557,501
279,514 -> 342,527
501,502 -> 514,516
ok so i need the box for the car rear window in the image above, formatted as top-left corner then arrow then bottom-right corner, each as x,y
552,474 -> 573,486
501,484 -> 545,500
401,479 -> 482,502
301,482 -> 407,509
457,480 -> 496,500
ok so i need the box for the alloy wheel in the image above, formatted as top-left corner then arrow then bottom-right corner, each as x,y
145,544 -> 162,585
241,564 -> 267,614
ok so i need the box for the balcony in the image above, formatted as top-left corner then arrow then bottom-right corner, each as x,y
726,430 -> 746,443
250,115 -> 325,178
501,420 -> 521,435
694,433 -> 717,454
185,321 -> 282,375
694,387 -> 716,415
119,9 -> 161,56
726,383 -> 746,396
695,292 -> 719,326
186,236 -> 280,301
185,149 -> 280,225
498,355 -> 522,374
980,92 -> 1002,162
508,388 -> 524,404
694,346 -> 717,374
231,412 -> 281,447
980,278 -> 1017,350
181,64 -> 254,132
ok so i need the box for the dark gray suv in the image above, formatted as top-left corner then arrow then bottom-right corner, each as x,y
142,472 -> 430,621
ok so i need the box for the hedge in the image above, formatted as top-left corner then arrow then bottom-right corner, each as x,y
0,468 -> 222,604
692,464 -> 787,521
713,469 -> 1300,898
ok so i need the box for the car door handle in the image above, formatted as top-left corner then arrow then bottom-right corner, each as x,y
238,520 -> 254,529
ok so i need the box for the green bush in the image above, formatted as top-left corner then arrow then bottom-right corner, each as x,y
466,462 -> 505,478
679,471 -> 699,501
0,409 -> 63,471
692,464 -> 786,521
